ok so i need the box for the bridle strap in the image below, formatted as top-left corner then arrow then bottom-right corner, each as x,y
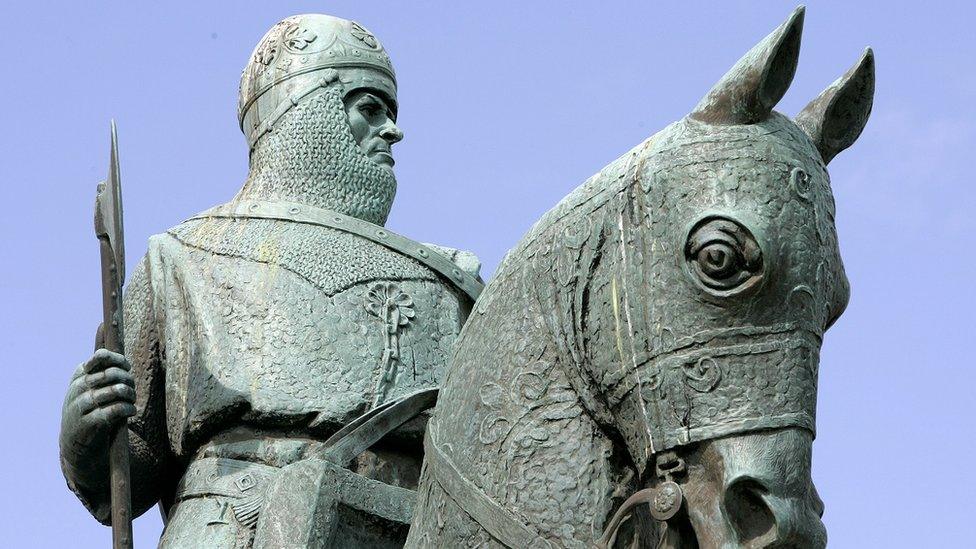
424,431 -> 545,548
593,488 -> 657,548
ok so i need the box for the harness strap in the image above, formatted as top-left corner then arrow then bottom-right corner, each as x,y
188,200 -> 484,303
593,488 -> 657,548
424,430 -> 545,548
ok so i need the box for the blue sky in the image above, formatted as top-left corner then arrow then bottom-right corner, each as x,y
1,1 -> 972,546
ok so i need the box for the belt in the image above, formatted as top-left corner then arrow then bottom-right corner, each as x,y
175,456 -> 278,501
175,456 -> 278,528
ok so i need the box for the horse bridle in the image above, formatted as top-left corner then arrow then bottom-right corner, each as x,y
595,452 -> 688,548
425,428 -> 690,548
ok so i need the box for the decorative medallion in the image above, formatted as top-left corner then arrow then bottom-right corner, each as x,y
790,166 -> 812,201
650,480 -> 684,521
683,356 -> 722,393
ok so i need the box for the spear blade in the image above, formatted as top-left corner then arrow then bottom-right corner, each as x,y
95,121 -> 125,282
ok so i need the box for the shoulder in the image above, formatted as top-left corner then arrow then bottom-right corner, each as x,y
423,243 -> 482,281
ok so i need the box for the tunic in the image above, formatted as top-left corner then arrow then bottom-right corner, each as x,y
68,203 -> 480,523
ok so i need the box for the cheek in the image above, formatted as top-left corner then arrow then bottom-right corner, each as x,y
345,111 -> 369,145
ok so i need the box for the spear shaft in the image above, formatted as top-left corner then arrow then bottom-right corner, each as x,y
94,121 -> 133,549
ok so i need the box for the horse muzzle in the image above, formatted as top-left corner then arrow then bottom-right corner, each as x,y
654,427 -> 826,549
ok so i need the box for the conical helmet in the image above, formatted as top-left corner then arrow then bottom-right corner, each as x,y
238,14 -> 397,145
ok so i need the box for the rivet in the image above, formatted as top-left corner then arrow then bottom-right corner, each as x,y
376,229 -> 388,238
452,269 -> 462,280
417,249 -> 428,258
333,216 -> 343,223
249,203 -> 260,211
288,207 -> 300,214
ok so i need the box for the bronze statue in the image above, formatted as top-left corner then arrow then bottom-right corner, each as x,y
61,7 -> 874,548
407,7 -> 873,548
60,14 -> 481,547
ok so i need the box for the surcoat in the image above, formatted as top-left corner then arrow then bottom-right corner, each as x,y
75,202 -> 480,520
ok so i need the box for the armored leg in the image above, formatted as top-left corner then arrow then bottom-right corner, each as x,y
159,495 -> 252,549
254,458 -> 415,548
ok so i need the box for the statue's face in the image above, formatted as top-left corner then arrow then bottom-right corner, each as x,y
343,89 -> 402,168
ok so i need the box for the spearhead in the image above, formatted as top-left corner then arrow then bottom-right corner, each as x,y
95,120 -> 125,289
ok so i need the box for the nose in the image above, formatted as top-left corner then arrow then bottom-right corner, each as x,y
725,476 -> 827,548
379,120 -> 403,144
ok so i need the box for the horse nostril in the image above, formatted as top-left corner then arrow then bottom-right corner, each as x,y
723,477 -> 827,549
724,477 -> 776,544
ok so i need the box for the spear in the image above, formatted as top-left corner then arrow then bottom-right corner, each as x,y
94,121 -> 133,549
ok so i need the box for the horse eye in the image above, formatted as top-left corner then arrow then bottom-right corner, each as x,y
697,242 -> 738,281
685,217 -> 764,296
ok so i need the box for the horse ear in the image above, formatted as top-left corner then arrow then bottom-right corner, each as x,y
795,48 -> 875,164
690,6 -> 804,125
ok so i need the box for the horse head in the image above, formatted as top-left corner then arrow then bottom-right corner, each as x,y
573,7 -> 874,546
408,7 -> 874,548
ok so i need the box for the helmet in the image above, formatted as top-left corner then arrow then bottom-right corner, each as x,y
239,14 -> 397,147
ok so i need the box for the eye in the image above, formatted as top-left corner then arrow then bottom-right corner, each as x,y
359,101 -> 380,116
356,95 -> 387,118
698,243 -> 737,280
685,217 -> 764,296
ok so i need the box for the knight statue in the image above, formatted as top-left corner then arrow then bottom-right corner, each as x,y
59,14 -> 482,547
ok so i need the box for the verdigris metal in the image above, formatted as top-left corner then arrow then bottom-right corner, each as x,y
407,6 -> 873,548
59,14 -> 481,548
60,7 -> 874,548
94,121 -> 133,549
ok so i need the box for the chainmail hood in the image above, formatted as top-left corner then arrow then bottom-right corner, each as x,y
235,86 -> 397,226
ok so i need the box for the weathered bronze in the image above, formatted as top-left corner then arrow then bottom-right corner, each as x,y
61,7 -> 873,548
407,6 -> 873,547
94,121 -> 133,549
60,14 -> 481,547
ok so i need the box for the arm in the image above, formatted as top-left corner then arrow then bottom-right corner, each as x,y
60,255 -> 175,523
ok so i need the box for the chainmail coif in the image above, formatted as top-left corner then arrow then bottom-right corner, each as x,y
236,86 -> 397,226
